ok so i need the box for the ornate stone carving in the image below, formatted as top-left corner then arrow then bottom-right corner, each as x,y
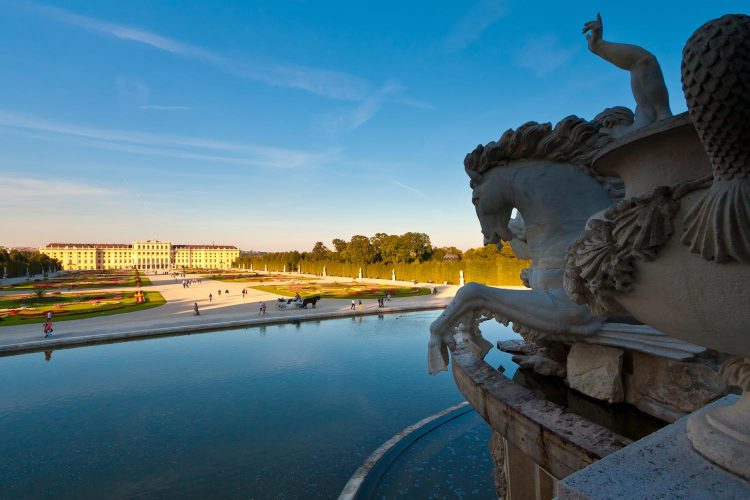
564,178 -> 710,316
680,14 -> 750,264
567,13 -> 750,481
428,113 -> 631,375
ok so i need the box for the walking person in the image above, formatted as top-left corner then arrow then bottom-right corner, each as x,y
358,299 -> 363,311
193,302 -> 200,316
351,299 -> 356,310
209,293 -> 213,302
43,319 -> 53,338
259,301 -> 267,315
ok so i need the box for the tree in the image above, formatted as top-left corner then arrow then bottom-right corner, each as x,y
379,234 -> 402,263
396,232 -> 432,263
330,238 -> 348,262
463,244 -> 511,261
309,242 -> 330,261
369,232 -> 389,262
331,238 -> 348,253
343,235 -> 377,263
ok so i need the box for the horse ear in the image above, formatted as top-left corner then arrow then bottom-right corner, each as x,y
466,169 -> 482,183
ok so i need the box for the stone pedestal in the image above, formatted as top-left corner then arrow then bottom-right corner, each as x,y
558,395 -> 750,499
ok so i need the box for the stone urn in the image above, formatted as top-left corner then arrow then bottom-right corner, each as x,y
565,15 -> 750,479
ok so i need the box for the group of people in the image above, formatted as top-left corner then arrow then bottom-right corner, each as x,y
181,278 -> 200,288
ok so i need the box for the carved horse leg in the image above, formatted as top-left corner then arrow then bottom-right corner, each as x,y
428,282 -> 604,375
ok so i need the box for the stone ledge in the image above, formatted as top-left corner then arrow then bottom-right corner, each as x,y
450,342 -> 631,480
0,304 -> 446,357
557,395 -> 750,499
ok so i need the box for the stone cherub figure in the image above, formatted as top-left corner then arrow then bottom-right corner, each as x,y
583,13 -> 672,132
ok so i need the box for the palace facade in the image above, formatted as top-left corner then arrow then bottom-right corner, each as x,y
40,241 -> 240,271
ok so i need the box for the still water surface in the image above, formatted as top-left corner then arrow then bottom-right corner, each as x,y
0,311 -> 517,498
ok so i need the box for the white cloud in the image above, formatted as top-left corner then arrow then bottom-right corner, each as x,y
0,175 -> 115,199
391,180 -> 428,199
116,77 -> 149,107
515,35 -> 578,76
17,1 -> 371,102
0,109 -> 336,169
443,0 -> 509,53
315,80 -> 423,135
350,80 -> 404,129
115,78 -> 190,112
9,2 -> 431,133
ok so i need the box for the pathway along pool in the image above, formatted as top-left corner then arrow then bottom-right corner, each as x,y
0,311 -> 519,498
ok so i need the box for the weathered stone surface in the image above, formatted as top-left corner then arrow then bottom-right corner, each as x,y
451,342 -> 630,481
625,351 -> 727,422
498,339 -> 568,378
488,432 -> 507,499
567,344 -> 624,403
558,396 -> 750,499
513,353 -> 567,378
497,339 -> 535,355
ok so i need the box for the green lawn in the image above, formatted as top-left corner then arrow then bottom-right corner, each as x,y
0,290 -> 166,327
1,271 -> 152,290
251,281 -> 430,299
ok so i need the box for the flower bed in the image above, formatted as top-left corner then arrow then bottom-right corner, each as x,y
0,291 -> 165,326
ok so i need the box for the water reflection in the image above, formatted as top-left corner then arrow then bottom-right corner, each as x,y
0,311 -> 518,498
44,350 -> 53,362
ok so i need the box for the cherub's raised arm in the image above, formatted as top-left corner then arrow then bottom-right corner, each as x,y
583,13 -> 672,129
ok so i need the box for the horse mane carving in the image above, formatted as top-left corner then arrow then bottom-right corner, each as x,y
465,107 -> 633,176
465,108 -> 633,199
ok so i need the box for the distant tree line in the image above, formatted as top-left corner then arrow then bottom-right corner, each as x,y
0,248 -> 61,278
233,232 -> 529,286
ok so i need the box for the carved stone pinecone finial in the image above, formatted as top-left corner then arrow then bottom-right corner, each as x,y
681,14 -> 750,263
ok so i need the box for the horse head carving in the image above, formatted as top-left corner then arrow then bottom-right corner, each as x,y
428,110 -> 633,375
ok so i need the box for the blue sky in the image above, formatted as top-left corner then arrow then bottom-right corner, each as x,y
1,1 -> 745,251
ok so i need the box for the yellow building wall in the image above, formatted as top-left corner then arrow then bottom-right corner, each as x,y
41,242 -> 239,271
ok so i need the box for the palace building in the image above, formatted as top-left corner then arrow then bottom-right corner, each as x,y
40,240 -> 240,271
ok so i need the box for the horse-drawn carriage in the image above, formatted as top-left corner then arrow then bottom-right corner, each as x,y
276,295 -> 320,310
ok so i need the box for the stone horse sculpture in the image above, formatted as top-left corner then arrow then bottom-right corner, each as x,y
428,110 -> 633,375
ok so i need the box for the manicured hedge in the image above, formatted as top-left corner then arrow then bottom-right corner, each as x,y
245,260 -> 527,286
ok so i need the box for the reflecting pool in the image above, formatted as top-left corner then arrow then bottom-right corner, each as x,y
0,311 -> 518,498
